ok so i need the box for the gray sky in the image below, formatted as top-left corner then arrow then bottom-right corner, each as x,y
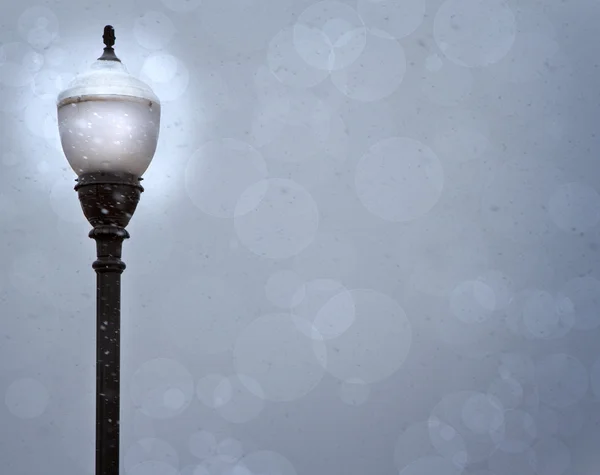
1,0 -> 600,474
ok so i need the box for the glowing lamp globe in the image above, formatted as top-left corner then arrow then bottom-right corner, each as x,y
56,26 -> 161,177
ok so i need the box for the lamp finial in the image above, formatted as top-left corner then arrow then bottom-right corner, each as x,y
98,25 -> 121,62
103,25 -> 116,48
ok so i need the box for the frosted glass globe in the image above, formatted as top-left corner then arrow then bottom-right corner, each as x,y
57,59 -> 161,177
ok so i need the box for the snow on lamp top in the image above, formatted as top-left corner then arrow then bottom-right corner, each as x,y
57,26 -> 161,178
56,59 -> 160,106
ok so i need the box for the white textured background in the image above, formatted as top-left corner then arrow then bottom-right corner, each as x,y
1,0 -> 600,474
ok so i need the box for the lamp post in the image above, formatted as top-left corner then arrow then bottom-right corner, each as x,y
56,26 -> 161,475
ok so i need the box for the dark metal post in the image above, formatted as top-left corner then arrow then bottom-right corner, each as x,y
75,173 -> 144,475
92,226 -> 126,475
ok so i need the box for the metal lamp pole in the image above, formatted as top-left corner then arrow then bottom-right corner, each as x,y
77,172 -> 143,475
57,26 -> 161,475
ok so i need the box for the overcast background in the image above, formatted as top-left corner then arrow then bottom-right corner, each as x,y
1,0 -> 600,474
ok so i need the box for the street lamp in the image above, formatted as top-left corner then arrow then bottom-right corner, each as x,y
56,26 -> 161,475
